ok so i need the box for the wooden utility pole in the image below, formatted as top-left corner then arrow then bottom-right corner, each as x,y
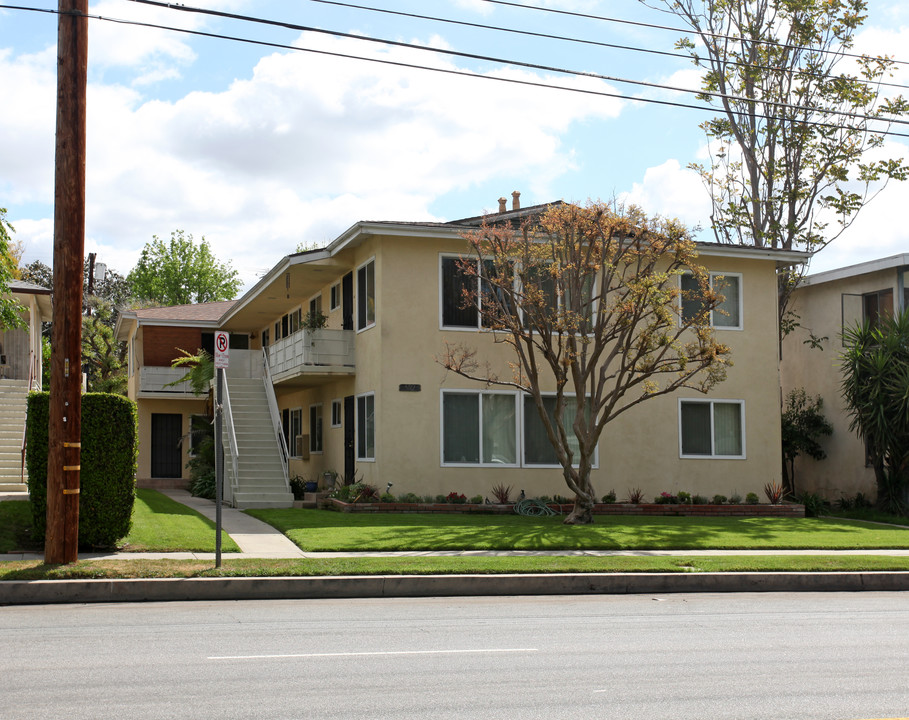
46,0 -> 88,564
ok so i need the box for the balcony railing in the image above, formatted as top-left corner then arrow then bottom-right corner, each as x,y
267,328 -> 355,379
138,366 -> 196,395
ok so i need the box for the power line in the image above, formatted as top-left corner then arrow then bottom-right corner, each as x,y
120,0 -> 909,130
480,0 -> 909,68
296,0 -> 909,94
5,3 -> 909,138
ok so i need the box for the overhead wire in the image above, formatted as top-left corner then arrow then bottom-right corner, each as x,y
297,0 -> 909,93
119,0 -> 909,131
4,2 -> 908,138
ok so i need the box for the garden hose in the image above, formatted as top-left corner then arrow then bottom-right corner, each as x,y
514,497 -> 560,516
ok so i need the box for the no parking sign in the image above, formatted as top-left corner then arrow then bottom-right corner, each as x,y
214,331 -> 229,369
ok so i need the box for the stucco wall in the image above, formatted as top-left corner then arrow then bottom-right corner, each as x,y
781,268 -> 899,500
135,396 -> 208,485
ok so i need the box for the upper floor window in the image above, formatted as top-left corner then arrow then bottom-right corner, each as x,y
681,272 -> 742,330
440,256 -> 516,330
330,282 -> 341,312
863,288 -> 893,328
357,259 -> 375,331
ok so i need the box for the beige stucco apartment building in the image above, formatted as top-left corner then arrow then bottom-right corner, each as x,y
120,201 -> 808,507
781,254 -> 909,500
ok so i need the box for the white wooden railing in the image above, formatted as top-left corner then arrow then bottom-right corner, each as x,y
262,348 -> 289,487
221,373 -> 240,504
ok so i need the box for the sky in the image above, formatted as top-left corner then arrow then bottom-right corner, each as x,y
1,0 -> 909,293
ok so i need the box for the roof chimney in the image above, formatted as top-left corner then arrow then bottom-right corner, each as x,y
498,197 -> 508,213
512,191 -> 521,211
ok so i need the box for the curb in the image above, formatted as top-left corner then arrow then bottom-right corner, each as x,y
3,571 -> 909,605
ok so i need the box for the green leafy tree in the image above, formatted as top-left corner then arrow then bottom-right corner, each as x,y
439,201 -> 731,524
841,310 -> 909,515
781,388 -> 833,494
0,208 -> 26,330
81,298 -> 127,394
128,230 -> 241,306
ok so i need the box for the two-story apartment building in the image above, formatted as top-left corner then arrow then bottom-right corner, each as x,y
121,200 -> 808,508
780,254 -> 909,500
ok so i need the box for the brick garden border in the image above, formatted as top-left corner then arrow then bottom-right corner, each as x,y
322,499 -> 805,518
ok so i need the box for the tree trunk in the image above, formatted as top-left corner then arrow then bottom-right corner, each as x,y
564,482 -> 596,525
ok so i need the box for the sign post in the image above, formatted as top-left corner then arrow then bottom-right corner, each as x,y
213,331 -> 229,568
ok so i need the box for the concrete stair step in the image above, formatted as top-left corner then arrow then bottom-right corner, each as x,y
0,483 -> 28,492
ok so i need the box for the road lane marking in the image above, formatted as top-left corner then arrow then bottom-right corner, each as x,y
208,648 -> 538,660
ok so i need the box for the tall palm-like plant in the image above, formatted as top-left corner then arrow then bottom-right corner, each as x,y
840,310 -> 909,515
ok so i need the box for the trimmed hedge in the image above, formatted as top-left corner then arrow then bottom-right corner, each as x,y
26,392 -> 138,548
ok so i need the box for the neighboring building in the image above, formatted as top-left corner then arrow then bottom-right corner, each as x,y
0,279 -> 52,491
115,300 -> 238,489
781,254 -> 909,500
121,199 -> 808,507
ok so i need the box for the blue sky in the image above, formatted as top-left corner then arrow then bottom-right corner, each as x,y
1,0 -> 908,291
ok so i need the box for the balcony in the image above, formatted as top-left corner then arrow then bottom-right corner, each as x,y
138,366 -> 198,397
267,328 -> 355,384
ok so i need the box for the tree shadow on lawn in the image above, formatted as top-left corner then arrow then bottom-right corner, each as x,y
246,510 -> 906,552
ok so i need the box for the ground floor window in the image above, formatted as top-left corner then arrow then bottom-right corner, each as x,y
310,404 -> 323,453
679,399 -> 744,458
442,391 -> 517,465
330,398 -> 342,428
282,407 -> 303,457
440,391 -> 595,468
357,393 -> 375,460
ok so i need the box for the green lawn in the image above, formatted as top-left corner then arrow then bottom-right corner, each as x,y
246,508 -> 909,552
123,489 -> 239,552
0,489 -> 238,554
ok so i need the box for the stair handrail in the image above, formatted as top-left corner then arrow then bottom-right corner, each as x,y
261,347 -> 290,488
221,372 -> 240,494
20,349 -> 37,484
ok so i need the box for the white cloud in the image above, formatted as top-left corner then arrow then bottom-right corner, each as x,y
2,30 -> 626,291
618,159 -> 709,230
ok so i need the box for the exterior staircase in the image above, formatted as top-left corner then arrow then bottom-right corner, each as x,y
223,376 -> 294,509
0,380 -> 29,493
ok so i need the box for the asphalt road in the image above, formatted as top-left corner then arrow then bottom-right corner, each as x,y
2,592 -> 908,719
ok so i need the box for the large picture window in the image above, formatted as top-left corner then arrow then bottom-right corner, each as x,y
441,392 -> 517,465
679,399 -> 744,458
357,259 -> 375,331
440,391 -> 595,468
357,392 -> 375,460
681,273 -> 742,329
523,395 -> 587,466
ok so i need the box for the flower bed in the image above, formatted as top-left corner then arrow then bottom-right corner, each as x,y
322,499 -> 805,518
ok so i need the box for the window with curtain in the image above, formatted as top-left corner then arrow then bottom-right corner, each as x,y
681,273 -> 742,329
357,393 -> 375,460
523,395 -> 584,466
680,400 -> 744,458
441,391 -> 517,465
357,259 -> 375,331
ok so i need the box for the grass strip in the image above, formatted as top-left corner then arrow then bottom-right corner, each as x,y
1,555 -> 908,581
247,509 -> 909,552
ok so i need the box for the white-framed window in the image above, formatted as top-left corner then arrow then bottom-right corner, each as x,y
679,399 -> 745,459
330,282 -> 341,312
308,294 -> 323,323
281,407 -> 303,457
440,391 -> 518,465
522,394 -> 596,467
440,254 -> 522,331
440,390 -> 597,468
356,392 -> 375,461
357,258 -> 376,331
330,398 -> 342,428
309,404 -> 323,453
681,272 -> 742,330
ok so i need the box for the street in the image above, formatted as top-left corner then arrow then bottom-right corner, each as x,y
2,592 -> 908,719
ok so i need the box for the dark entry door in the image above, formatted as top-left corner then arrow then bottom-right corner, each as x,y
151,413 -> 183,478
342,272 -> 354,331
343,395 -> 355,483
